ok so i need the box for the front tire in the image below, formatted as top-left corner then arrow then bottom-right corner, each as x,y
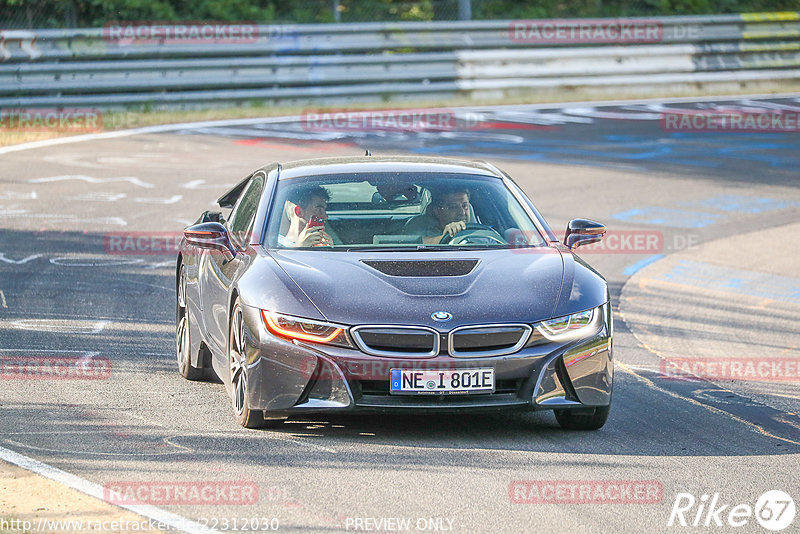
176,265 -> 204,381
554,404 -> 610,430
229,299 -> 285,429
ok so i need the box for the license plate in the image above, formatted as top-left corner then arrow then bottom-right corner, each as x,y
390,368 -> 495,395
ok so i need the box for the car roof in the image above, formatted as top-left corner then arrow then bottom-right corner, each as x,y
274,155 -> 506,180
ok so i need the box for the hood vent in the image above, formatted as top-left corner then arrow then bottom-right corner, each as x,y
361,259 -> 479,277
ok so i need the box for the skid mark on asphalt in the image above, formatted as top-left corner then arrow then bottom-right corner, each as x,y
616,361 -> 800,447
611,207 -> 725,228
166,431 -> 338,454
2,436 -> 192,457
680,194 -> 800,214
653,260 -> 800,305
635,277 -> 796,314
611,194 -> 799,229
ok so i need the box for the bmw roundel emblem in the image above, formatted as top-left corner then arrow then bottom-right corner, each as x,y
431,311 -> 452,322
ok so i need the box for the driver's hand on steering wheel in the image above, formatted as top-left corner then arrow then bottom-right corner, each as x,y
442,221 -> 467,238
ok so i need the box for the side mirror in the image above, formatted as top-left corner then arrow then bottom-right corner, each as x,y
184,222 -> 235,259
200,210 -> 225,224
564,219 -> 606,250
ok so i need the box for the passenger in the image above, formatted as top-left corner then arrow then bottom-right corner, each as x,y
404,185 -> 472,244
280,185 -> 335,247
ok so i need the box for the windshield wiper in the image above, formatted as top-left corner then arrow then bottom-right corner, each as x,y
345,245 -> 507,252
345,246 -> 433,252
417,245 -> 511,251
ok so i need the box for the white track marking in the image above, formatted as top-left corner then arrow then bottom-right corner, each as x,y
0,191 -> 37,200
562,106 -> 663,120
10,319 -> 109,334
0,253 -> 42,264
0,444 -> 216,533
0,290 -> 7,308
68,192 -> 127,202
182,179 -> 236,190
12,213 -> 128,226
75,351 -> 101,369
28,174 -> 154,188
49,257 -> 142,267
0,206 -> 29,216
143,261 -> 176,269
133,195 -> 183,204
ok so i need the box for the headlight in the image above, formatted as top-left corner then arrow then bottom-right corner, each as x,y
261,311 -> 351,347
528,305 -> 604,344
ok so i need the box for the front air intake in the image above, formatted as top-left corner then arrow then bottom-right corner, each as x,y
361,259 -> 479,277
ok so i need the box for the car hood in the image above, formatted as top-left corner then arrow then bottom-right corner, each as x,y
266,248 -> 570,329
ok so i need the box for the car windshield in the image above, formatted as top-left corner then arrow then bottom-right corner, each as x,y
264,172 -> 547,250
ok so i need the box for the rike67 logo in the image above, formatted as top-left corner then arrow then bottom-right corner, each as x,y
668,490 -> 796,531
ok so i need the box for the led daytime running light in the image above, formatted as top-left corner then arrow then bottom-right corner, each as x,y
262,310 -> 343,343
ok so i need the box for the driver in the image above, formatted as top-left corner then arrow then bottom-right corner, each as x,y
279,185 -> 336,247
404,185 -> 472,244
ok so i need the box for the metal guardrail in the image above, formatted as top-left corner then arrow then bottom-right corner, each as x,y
1,13 -> 799,108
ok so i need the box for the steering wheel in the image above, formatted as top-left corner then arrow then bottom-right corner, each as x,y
439,223 -> 507,245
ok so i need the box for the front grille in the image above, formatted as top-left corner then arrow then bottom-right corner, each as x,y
351,326 -> 439,357
448,324 -> 532,358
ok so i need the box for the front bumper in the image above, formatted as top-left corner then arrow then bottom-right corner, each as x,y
239,303 -> 613,416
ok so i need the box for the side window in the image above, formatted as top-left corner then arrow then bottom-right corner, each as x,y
228,174 -> 264,247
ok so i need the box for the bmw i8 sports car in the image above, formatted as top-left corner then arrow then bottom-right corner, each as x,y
176,156 -> 613,430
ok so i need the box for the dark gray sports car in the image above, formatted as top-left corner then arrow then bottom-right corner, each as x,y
176,155 -> 613,430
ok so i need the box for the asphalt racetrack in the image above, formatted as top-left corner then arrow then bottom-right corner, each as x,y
0,95 -> 799,533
